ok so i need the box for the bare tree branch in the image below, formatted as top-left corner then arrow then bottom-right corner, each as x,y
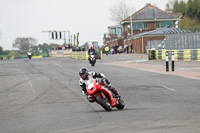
13,37 -> 37,52
109,0 -> 135,24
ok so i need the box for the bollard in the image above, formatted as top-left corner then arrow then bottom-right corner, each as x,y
172,51 -> 175,71
166,52 -> 169,72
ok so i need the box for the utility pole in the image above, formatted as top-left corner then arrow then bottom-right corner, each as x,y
130,15 -> 133,37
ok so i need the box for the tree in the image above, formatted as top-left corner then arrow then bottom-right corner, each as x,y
179,16 -> 200,29
172,0 -> 180,13
165,0 -> 200,28
109,0 -> 135,23
7,51 -> 20,58
13,37 -> 37,53
0,45 -> 3,54
165,0 -> 175,12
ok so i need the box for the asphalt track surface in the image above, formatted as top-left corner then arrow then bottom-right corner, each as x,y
0,54 -> 200,133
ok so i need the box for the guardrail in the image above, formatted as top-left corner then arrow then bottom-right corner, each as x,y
147,49 -> 200,61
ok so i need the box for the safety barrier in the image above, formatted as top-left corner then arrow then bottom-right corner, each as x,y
161,50 -> 166,60
155,50 -> 159,60
51,49 -> 72,58
32,56 -> 43,58
148,49 -> 200,61
183,49 -> 191,61
70,51 -> 102,60
71,51 -> 88,60
198,49 -> 200,61
51,49 -> 102,60
174,50 -> 178,61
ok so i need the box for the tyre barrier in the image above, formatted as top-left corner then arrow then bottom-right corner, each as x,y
148,49 -> 200,61
183,50 -> 191,61
198,49 -> 200,61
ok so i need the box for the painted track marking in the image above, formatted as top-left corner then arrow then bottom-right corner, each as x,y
160,85 -> 175,91
56,63 -> 63,67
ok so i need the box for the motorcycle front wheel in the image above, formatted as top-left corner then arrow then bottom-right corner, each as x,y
96,94 -> 112,111
116,97 -> 125,109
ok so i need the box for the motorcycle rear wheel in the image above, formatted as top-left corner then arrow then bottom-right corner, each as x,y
96,94 -> 112,111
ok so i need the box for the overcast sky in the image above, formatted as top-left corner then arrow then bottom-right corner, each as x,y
0,0 -> 171,50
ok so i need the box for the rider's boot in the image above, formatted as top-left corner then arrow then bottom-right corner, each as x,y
109,85 -> 120,98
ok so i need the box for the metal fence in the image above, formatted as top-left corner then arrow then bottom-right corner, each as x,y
147,40 -> 165,50
147,28 -> 200,50
165,32 -> 200,50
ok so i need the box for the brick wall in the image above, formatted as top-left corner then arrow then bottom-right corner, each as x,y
124,35 -> 165,53
148,22 -> 156,30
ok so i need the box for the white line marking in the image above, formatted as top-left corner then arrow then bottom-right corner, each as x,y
125,59 -> 148,63
28,80 -> 33,88
160,85 -> 175,91
56,63 -> 63,67
23,74 -> 35,93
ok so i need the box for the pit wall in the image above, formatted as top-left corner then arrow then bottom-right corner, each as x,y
147,49 -> 200,61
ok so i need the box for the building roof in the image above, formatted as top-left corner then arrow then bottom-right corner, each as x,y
108,25 -> 123,28
123,4 -> 182,22
130,26 -> 174,39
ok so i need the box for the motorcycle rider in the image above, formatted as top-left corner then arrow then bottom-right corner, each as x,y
88,46 -> 95,55
88,46 -> 96,63
79,67 -> 119,102
27,50 -> 32,60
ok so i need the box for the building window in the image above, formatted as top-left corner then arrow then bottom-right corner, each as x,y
156,21 -> 173,28
156,22 -> 161,28
109,28 -> 116,34
143,22 -> 148,29
132,22 -> 148,30
116,28 -> 122,34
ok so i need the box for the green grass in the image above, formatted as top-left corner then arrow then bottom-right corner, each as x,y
0,53 -> 49,58
0,55 -> 7,58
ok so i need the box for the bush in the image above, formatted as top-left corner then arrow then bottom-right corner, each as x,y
7,51 -> 20,59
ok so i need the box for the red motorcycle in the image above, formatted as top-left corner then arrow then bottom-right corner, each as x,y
86,79 -> 125,111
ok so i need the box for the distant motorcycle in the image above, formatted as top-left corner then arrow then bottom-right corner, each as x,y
89,52 -> 96,66
86,79 -> 125,111
27,51 -> 32,60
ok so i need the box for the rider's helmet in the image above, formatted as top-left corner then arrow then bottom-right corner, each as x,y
89,46 -> 93,50
79,67 -> 89,80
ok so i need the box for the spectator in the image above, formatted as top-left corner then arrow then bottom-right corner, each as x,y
102,46 -> 105,54
126,45 -> 129,54
130,44 -> 133,53
114,44 -> 118,54
105,45 -> 109,56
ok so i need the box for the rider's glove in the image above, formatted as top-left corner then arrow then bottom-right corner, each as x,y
102,78 -> 106,82
108,83 -> 112,87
